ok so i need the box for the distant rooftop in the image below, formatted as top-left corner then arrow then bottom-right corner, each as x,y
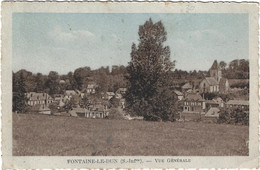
185,93 -> 203,101
182,82 -> 192,89
205,77 -> 218,85
173,90 -> 183,96
226,100 -> 249,106
205,107 -> 220,117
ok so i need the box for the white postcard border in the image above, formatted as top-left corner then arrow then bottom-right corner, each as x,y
1,2 -> 259,168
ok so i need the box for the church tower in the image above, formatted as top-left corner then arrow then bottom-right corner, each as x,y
209,60 -> 222,82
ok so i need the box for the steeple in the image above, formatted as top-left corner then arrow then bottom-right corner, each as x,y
210,60 -> 218,70
209,60 -> 222,82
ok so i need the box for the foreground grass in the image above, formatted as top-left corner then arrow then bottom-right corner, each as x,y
13,113 -> 249,156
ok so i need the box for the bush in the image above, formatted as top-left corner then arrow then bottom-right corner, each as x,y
230,82 -> 249,89
204,92 -> 217,100
49,103 -> 59,114
218,108 -> 249,125
110,97 -> 120,108
107,108 -> 124,120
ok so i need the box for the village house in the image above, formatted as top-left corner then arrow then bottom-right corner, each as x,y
64,90 -> 77,98
102,92 -> 115,100
53,94 -> 64,101
26,92 -> 53,114
199,60 -> 229,93
26,92 -> 53,106
173,90 -> 184,101
53,94 -> 67,107
171,81 -> 182,89
199,77 -> 219,93
115,88 -> 127,99
205,100 -> 219,110
213,97 -> 225,107
84,83 -> 97,94
75,90 -> 85,98
181,82 -> 192,93
59,79 -> 66,84
69,104 -> 109,119
226,100 -> 249,110
181,93 -> 205,121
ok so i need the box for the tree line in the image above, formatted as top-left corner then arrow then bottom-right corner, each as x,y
13,65 -> 127,95
13,58 -> 248,95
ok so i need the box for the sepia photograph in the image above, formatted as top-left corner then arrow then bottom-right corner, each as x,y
2,2 -> 259,169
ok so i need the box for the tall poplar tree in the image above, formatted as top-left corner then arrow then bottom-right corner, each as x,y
125,18 -> 176,121
13,72 -> 27,112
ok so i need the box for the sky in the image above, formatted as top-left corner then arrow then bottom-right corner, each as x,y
13,13 -> 248,75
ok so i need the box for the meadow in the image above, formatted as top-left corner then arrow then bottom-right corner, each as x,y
13,113 -> 249,156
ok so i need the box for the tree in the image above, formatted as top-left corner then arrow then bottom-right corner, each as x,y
45,71 -> 60,95
34,73 -> 45,92
218,108 -> 249,125
81,94 -> 90,108
81,94 -> 90,117
110,96 -> 120,108
66,72 -> 77,90
125,18 -> 176,121
219,61 -> 227,70
74,67 -> 91,90
64,96 -> 77,113
13,72 -> 28,112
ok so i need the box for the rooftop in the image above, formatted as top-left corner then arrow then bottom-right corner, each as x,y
26,92 -> 52,101
205,107 -> 220,117
205,77 -> 218,86
106,92 -> 115,96
185,93 -> 203,101
182,82 -> 192,89
87,84 -> 96,89
226,100 -> 249,106
174,90 -> 183,96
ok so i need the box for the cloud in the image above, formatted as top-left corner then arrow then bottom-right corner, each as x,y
48,26 -> 95,43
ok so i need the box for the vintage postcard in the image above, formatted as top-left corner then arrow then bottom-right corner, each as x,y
1,2 -> 259,169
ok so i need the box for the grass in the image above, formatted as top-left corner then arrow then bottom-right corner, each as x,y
13,113 -> 249,156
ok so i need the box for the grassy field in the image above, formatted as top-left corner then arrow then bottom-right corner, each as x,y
13,113 -> 249,156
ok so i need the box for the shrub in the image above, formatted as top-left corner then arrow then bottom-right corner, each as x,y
218,108 -> 249,125
203,92 -> 217,100
107,108 -> 124,120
